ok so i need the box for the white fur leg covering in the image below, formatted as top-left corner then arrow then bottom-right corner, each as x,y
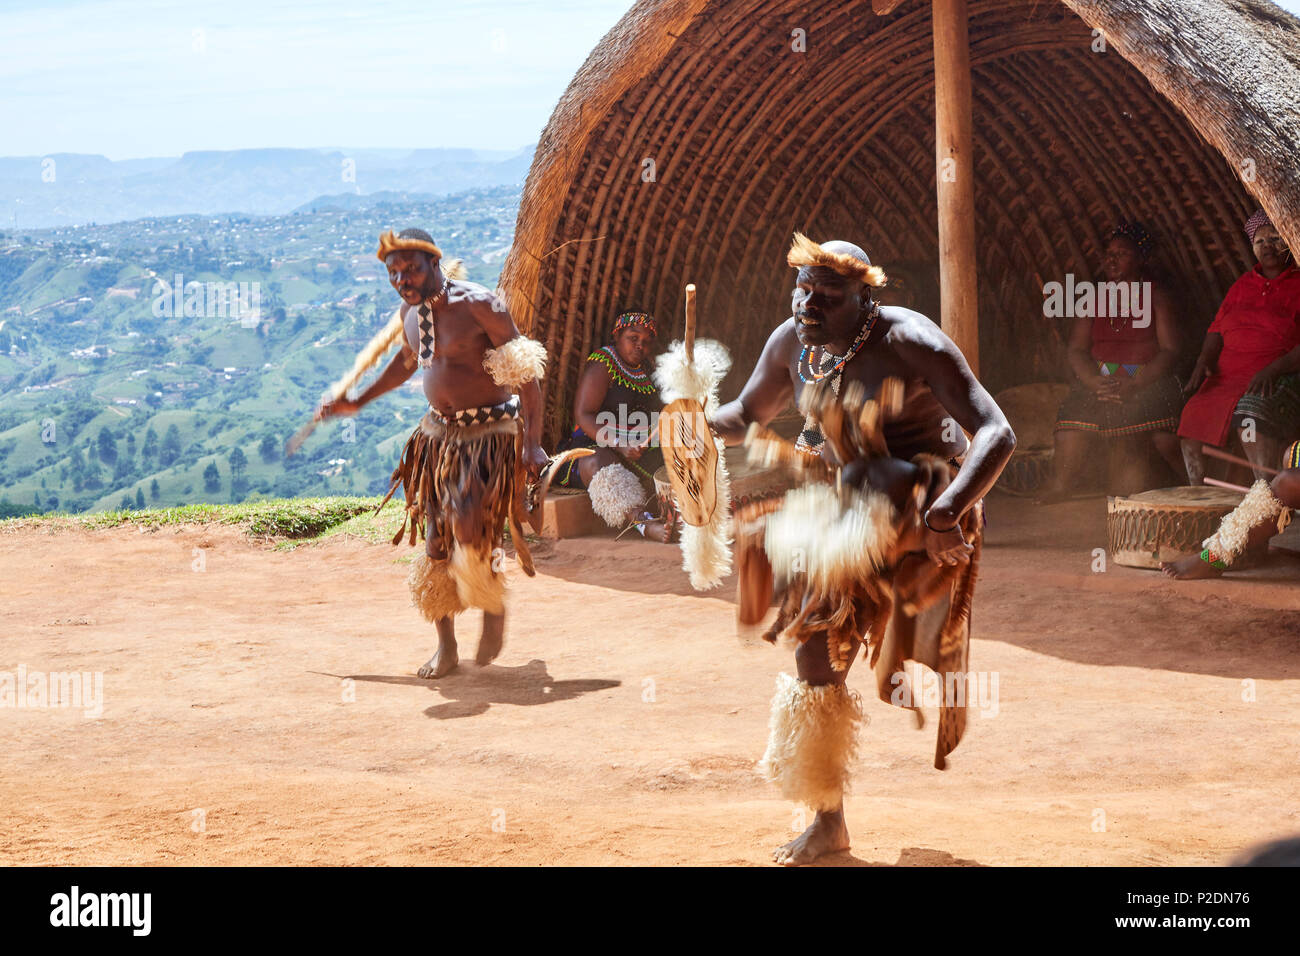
481,335 -> 547,387
652,339 -> 732,414
680,435 -> 733,590
586,463 -> 646,527
408,552 -> 466,622
1202,478 -> 1290,566
758,673 -> 864,812
450,544 -> 505,614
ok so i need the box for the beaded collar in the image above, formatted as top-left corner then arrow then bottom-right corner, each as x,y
591,345 -> 657,394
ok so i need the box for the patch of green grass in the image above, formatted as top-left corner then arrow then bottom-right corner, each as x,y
0,495 -> 382,539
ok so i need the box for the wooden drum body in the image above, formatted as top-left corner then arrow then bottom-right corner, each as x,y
993,383 -> 1070,498
1107,486 -> 1245,569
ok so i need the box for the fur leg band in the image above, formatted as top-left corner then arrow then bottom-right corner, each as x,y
482,335 -> 547,387
1202,478 -> 1290,567
450,544 -> 505,615
408,552 -> 466,622
757,672 -> 864,812
586,462 -> 646,527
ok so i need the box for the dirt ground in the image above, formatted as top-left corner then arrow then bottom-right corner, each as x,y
3,493 -> 1298,867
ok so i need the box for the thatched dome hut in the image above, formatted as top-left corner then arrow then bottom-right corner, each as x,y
498,0 -> 1300,444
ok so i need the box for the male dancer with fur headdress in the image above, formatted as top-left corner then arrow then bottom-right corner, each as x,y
712,234 -> 1015,865
316,228 -> 548,677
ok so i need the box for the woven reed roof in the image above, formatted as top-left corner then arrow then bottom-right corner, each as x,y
497,0 -> 1300,444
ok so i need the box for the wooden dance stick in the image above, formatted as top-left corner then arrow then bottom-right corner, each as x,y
284,419 -> 317,458
684,283 -> 696,363
1202,476 -> 1251,494
1201,444 -> 1279,477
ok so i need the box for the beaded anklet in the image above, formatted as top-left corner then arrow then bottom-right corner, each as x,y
1199,548 -> 1228,570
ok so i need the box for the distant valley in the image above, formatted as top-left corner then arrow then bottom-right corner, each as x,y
0,184 -> 522,516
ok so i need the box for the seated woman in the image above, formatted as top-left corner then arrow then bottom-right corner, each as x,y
1161,440 -> 1298,579
1037,220 -> 1185,502
1179,210 -> 1300,482
550,310 -> 672,541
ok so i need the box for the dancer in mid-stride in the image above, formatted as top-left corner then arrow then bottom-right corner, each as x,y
712,234 -> 1015,865
316,228 -> 548,677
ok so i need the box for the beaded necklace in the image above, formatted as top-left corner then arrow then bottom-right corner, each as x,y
593,345 -> 657,394
797,302 -> 880,384
793,302 -> 881,457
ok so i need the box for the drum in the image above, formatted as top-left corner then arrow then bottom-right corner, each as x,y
993,383 -> 1071,498
1107,486 -> 1248,569
996,448 -> 1054,498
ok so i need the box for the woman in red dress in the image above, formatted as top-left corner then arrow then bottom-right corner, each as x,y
1179,209 -> 1300,481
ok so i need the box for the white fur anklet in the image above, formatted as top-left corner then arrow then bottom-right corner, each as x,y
1202,478 -> 1290,567
757,672 -> 864,812
586,462 -> 646,527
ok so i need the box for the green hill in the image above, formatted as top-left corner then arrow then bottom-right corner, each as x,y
0,186 -> 520,517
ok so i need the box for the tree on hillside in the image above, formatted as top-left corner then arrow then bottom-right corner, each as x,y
160,424 -> 182,466
119,494 -> 133,511
97,429 -> 120,465
142,426 -> 159,462
150,478 -> 160,501
203,461 -> 221,493
125,433 -> 136,458
229,446 -> 247,479
135,488 -> 145,509
258,433 -> 278,463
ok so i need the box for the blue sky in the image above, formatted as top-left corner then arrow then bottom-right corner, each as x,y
0,0 -> 636,159
1,0 -> 1297,160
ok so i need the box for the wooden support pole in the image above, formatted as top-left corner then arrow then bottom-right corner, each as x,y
932,0 -> 980,376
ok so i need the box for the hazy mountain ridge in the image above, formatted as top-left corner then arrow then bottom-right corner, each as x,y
1,146 -> 534,229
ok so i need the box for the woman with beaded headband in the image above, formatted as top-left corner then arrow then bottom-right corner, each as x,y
1037,219 -> 1186,503
550,310 -> 674,541
1179,209 -> 1300,483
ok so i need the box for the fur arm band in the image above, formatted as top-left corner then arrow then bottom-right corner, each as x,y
482,335 -> 547,387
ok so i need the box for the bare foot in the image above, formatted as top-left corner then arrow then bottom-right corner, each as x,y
642,519 -> 671,543
773,810 -> 850,866
1161,554 -> 1223,580
417,643 -> 458,679
476,613 -> 504,666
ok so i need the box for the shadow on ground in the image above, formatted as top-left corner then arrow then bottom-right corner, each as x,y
338,659 -> 621,719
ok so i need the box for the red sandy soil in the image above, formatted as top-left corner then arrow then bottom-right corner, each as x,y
2,494 -> 1298,866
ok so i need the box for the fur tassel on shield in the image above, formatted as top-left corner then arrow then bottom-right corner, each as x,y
679,437 -> 732,589
654,339 -> 734,590
758,672 -> 864,812
654,339 -> 732,414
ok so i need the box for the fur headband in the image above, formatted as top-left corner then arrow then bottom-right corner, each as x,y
788,232 -> 887,287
